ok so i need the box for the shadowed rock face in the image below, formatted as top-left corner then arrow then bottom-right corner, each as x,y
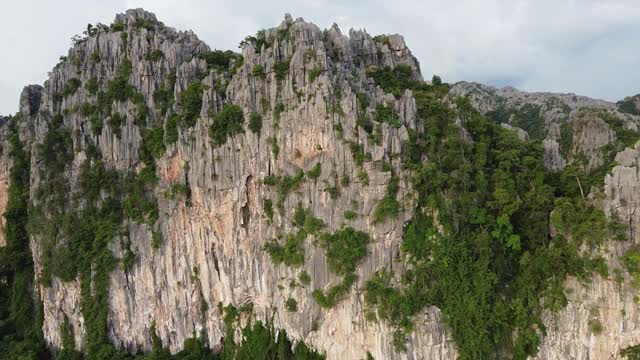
20,85 -> 44,117
2,8 -> 640,360
0,116 -> 9,247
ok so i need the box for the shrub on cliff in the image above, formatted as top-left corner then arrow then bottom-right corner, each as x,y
248,112 -> 262,134
209,104 -> 244,147
178,82 -> 205,127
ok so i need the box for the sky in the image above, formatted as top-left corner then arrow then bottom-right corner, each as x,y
1,0 -> 639,114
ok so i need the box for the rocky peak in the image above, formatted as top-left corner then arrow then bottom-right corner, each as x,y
113,8 -> 160,28
239,14 -> 421,85
4,8 -> 429,358
19,85 -> 43,117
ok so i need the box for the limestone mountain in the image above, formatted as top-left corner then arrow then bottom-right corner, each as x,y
1,8 -> 640,360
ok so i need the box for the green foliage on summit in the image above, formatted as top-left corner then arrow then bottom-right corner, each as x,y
365,64 -> 418,98
198,50 -> 243,71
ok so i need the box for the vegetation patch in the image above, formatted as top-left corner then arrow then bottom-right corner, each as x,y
153,72 -> 176,116
285,298 -> 298,312
165,114 -> 179,145
312,273 -> 357,309
178,82 -> 205,128
623,247 -> 640,287
86,78 -> 100,95
364,70 -> 625,357
374,104 -> 401,128
312,227 -> 368,308
198,50 -> 242,71
107,112 -> 125,138
267,136 -> 279,158
140,126 -> 166,164
373,176 -> 401,224
299,271 -> 311,285
319,227 -> 369,276
348,141 -> 371,167
265,230 -> 307,267
110,21 -> 125,32
262,169 -> 305,212
308,67 -> 323,82
273,61 -> 290,81
621,344 -> 640,360
617,95 -> 640,116
365,64 -> 417,98
307,163 -> 322,182
209,104 -> 244,147
292,204 -> 325,235
239,30 -> 270,53
60,78 -> 82,98
559,121 -> 573,159
588,319 -> 604,335
274,103 -> 285,124
107,59 -> 134,102
485,104 -> 545,140
251,64 -> 265,78
263,199 -> 274,222
145,49 -> 164,61
0,119 -> 50,358
248,112 -> 262,134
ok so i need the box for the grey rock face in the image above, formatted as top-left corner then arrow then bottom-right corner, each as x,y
18,8 -> 451,359
535,142 -> 640,359
3,8 -> 640,360
542,139 -> 566,171
450,82 -> 640,171
20,85 -> 44,117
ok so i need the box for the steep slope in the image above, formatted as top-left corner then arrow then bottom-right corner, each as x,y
450,82 -> 639,172
2,8 -> 640,360
448,82 -> 640,359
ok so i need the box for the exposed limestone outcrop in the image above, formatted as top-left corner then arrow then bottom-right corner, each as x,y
15,8 -> 452,359
3,8 -> 640,360
534,143 -> 640,359
450,82 -> 640,171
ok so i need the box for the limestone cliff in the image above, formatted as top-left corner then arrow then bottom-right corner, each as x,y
2,8 -> 640,360
449,82 -> 639,172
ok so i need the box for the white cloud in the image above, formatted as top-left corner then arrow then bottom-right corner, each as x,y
0,0 -> 638,114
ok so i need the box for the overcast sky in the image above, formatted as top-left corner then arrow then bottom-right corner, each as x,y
1,0 -> 639,114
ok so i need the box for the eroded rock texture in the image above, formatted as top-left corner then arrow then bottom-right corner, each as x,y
450,82 -> 639,172
15,9 -> 454,359
2,8 -> 640,360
